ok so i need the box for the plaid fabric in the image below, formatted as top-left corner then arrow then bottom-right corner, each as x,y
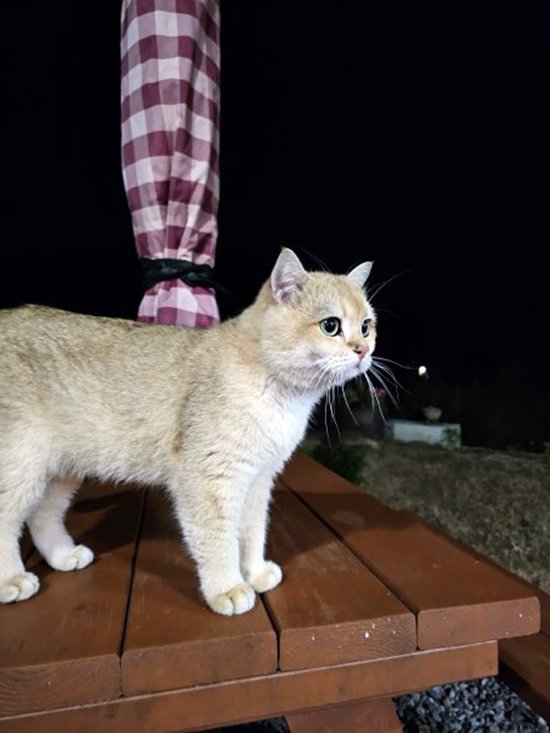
121,0 -> 220,328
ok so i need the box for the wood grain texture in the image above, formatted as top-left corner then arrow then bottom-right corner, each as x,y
0,642 -> 498,733
266,488 -> 416,670
497,586 -> 550,720
0,659 -> 120,722
286,697 -> 402,733
500,630 -> 550,721
0,480 -> 145,717
283,453 -> 540,649
121,490 -> 277,695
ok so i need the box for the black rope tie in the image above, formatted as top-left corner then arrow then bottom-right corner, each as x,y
140,258 -> 228,295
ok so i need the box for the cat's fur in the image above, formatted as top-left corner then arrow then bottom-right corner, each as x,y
0,249 -> 376,614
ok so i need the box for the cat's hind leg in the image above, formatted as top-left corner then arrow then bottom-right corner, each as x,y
27,477 -> 94,572
240,474 -> 282,594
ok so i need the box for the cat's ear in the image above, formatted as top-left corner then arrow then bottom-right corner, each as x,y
270,248 -> 308,304
347,261 -> 373,289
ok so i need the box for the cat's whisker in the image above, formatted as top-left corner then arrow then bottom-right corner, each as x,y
323,385 -> 332,447
370,371 -> 403,407
340,384 -> 359,427
305,368 -> 323,391
366,269 -> 411,303
371,359 -> 409,395
361,373 -> 376,417
373,356 -> 416,370
326,382 -> 334,418
369,307 -> 401,319
369,366 -> 401,412
299,247 -> 332,273
370,360 -> 402,390
320,376 -> 341,443
364,372 -> 389,429
370,360 -> 397,382
328,384 -> 341,440
307,361 -> 332,392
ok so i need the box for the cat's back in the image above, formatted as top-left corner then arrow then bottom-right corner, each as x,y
0,305 -> 199,392
1,305 -> 150,345
0,304 -> 194,351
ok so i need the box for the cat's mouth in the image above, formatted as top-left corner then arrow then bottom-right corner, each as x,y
360,354 -> 372,372
352,354 -> 371,376
310,353 -> 373,391
334,358 -> 372,386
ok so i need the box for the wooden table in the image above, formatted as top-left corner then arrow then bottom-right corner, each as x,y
0,453 -> 540,732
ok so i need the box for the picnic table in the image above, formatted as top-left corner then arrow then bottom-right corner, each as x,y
0,452 -> 541,732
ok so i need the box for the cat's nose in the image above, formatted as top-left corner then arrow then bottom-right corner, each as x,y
353,344 -> 369,360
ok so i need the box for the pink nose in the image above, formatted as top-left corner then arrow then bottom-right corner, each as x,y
353,344 -> 369,361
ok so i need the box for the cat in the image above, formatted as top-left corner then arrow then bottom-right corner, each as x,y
0,248 -> 376,615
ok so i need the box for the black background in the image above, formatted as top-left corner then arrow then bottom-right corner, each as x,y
1,1 -> 549,395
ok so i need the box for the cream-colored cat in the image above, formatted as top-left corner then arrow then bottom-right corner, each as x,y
0,249 -> 376,615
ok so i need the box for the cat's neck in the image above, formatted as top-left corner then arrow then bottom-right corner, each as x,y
234,282 -> 271,329
230,296 -> 323,403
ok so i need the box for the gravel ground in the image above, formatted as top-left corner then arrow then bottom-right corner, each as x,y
220,439 -> 550,732
396,678 -> 547,732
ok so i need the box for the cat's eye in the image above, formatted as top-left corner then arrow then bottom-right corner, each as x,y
361,318 -> 371,337
319,317 -> 341,337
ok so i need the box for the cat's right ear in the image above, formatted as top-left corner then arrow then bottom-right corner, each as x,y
347,261 -> 373,288
270,248 -> 307,304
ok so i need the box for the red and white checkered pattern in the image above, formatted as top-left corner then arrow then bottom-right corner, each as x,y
121,0 -> 220,328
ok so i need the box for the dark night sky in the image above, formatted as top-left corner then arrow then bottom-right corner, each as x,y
1,1 -> 549,390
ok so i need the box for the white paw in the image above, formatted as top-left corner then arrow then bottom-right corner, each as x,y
49,544 -> 94,572
207,582 -> 256,616
246,561 -> 283,593
0,572 -> 40,603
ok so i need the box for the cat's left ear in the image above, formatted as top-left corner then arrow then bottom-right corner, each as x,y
270,248 -> 308,304
347,261 -> 373,289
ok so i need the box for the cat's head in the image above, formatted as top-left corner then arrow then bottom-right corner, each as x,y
257,248 -> 376,393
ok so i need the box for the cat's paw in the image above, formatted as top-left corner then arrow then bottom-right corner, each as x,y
0,572 -> 40,603
49,544 -> 94,572
246,561 -> 283,593
207,582 -> 256,616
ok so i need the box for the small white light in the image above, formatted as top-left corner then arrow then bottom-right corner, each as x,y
418,365 -> 427,377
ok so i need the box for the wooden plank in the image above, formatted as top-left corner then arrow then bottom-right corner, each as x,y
0,480 -> 145,717
497,587 -> 550,720
265,488 -> 416,670
282,452 -> 540,649
286,697 -> 402,733
500,632 -> 550,721
121,490 -> 277,696
0,642 -> 498,733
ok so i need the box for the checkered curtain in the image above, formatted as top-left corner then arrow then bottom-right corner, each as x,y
121,0 -> 220,328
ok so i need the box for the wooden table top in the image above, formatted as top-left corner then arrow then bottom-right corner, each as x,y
0,452 -> 540,732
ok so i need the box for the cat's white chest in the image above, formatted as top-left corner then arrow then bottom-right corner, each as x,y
258,391 -> 316,473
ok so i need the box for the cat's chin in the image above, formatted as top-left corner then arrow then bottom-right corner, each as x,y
357,358 -> 372,377
341,361 -> 372,385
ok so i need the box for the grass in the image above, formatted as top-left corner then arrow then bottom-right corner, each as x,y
304,437 -> 550,593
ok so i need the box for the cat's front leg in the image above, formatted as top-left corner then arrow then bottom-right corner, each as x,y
240,474 -> 282,594
169,475 -> 256,616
